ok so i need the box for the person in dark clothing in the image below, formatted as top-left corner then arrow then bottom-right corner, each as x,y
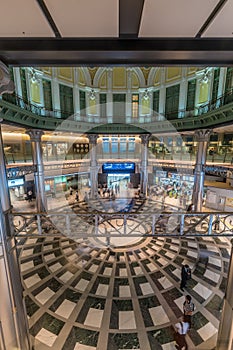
27,190 -> 33,202
180,264 -> 191,291
187,203 -> 194,212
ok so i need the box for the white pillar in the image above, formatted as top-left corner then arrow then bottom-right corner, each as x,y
140,134 -> 150,197
106,68 -> 113,122
51,68 -> 61,117
26,129 -> 47,212
88,134 -> 99,199
178,67 -> 188,118
126,68 -> 132,121
159,67 -> 166,119
73,68 -> 80,120
192,129 -> 212,211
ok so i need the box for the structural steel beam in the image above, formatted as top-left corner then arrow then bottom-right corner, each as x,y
1,38 -> 233,66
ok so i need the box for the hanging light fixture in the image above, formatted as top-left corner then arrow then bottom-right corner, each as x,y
143,89 -> 149,100
89,89 -> 96,100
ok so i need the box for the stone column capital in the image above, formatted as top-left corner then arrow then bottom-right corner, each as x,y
140,134 -> 150,145
194,129 -> 213,142
26,129 -> 44,142
87,134 -> 98,145
0,61 -> 14,96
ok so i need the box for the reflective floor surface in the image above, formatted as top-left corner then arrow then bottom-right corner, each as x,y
19,231 -> 231,350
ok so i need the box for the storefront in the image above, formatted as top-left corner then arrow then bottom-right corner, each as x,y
44,172 -> 90,196
8,177 -> 25,200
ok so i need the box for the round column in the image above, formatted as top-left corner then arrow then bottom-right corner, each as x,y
26,129 -> 47,212
140,134 -> 150,197
106,68 -> 113,122
0,123 -> 11,211
0,61 -> 31,350
88,134 -> 99,199
192,129 -> 212,211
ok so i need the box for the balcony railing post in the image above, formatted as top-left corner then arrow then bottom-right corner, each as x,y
124,215 -> 127,235
208,214 -> 214,235
37,214 -> 42,234
95,215 -> 98,235
180,214 -> 185,235
65,214 -> 71,235
152,214 -> 156,235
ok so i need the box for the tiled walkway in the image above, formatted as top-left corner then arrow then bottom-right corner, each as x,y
19,230 -> 231,350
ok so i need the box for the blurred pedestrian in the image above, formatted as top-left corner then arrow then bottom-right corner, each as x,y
180,264 -> 191,291
183,295 -> 195,328
174,315 -> 189,350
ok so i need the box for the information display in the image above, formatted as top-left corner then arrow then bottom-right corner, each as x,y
102,162 -> 135,173
8,178 -> 24,187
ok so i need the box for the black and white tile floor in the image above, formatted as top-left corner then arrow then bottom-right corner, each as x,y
19,230 -> 231,350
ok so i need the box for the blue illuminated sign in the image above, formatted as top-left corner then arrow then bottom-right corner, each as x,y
102,162 -> 135,173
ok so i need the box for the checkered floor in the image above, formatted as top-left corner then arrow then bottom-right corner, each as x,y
19,229 -> 230,350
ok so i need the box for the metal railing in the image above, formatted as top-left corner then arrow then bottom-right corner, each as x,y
11,211 -> 233,240
2,87 -> 233,123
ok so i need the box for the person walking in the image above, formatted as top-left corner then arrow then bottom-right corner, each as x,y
75,190 -> 79,202
27,190 -> 33,202
187,203 -> 194,212
180,264 -> 191,291
183,295 -> 195,328
174,315 -> 189,350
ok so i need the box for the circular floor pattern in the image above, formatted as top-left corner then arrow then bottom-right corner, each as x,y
19,230 -> 231,350
89,218 -> 151,249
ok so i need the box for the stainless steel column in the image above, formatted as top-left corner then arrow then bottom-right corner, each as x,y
140,134 -> 150,197
88,134 -> 99,199
192,129 -> 212,211
217,243 -> 233,350
26,129 -> 47,212
0,122 -> 31,348
0,124 -> 11,210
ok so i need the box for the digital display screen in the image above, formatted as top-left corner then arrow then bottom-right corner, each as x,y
45,184 -> 51,191
102,162 -> 135,173
8,178 -> 24,187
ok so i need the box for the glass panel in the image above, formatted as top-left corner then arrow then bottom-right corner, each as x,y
20,68 -> 28,101
128,137 -> 135,152
103,138 -> 110,153
113,94 -> 126,117
43,79 -> 52,110
59,84 -> 74,117
120,138 -> 127,152
100,93 -> 107,117
212,68 -> 220,101
225,67 -> 233,94
186,79 -> 196,111
153,90 -> 160,114
111,137 -> 118,153
165,84 -> 180,120
79,90 -> 86,116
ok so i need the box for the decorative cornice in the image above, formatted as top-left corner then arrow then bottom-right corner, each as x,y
194,129 -> 213,142
26,129 -> 44,142
140,134 -> 151,145
87,134 -> 98,144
